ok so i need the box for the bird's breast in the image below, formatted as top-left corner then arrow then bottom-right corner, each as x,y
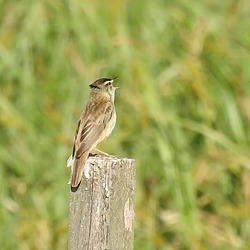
99,109 -> 116,144
106,109 -> 116,137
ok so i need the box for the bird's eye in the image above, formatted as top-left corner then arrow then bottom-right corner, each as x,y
105,81 -> 112,86
89,85 -> 100,89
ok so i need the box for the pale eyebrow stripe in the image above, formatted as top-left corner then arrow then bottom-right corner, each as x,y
105,80 -> 113,85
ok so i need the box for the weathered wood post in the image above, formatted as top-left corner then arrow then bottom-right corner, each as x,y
68,155 -> 136,250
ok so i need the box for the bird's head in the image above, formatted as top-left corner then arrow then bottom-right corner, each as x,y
89,77 -> 119,99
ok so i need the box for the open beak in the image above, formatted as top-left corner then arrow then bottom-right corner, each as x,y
112,76 -> 119,89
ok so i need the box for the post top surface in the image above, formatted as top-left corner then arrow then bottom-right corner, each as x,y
87,155 -> 135,164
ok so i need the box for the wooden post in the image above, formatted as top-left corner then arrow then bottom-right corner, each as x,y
68,155 -> 136,250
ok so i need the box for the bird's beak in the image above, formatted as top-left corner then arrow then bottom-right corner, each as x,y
112,77 -> 119,89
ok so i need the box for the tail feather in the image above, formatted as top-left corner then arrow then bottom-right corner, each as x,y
70,152 -> 89,187
67,155 -> 74,167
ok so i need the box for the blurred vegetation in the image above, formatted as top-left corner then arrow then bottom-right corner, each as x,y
1,0 -> 250,249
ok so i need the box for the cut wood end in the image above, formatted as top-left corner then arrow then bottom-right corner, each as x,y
86,154 -> 135,163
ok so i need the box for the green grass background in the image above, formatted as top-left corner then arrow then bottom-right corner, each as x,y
1,0 -> 250,249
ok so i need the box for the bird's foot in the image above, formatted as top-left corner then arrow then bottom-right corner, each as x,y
89,153 -> 98,157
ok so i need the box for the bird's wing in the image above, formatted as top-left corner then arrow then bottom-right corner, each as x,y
70,100 -> 112,187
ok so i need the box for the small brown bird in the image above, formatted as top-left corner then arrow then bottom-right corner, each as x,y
67,77 -> 119,188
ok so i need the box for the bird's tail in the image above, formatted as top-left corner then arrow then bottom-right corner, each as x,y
70,152 -> 89,188
67,155 -> 74,167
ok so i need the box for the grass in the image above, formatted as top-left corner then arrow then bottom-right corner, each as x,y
1,0 -> 250,249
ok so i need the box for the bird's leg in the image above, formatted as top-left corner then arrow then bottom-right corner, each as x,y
94,148 -> 110,156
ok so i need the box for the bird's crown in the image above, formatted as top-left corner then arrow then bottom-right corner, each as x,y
89,77 -> 118,89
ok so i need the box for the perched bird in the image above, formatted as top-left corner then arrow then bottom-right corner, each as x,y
67,77 -> 119,188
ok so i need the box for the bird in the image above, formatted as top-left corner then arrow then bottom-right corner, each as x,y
67,77 -> 119,188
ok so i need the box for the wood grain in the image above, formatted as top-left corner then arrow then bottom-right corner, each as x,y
68,155 -> 135,250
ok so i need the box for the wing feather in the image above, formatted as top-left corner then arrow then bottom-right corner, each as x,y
70,100 -> 113,187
